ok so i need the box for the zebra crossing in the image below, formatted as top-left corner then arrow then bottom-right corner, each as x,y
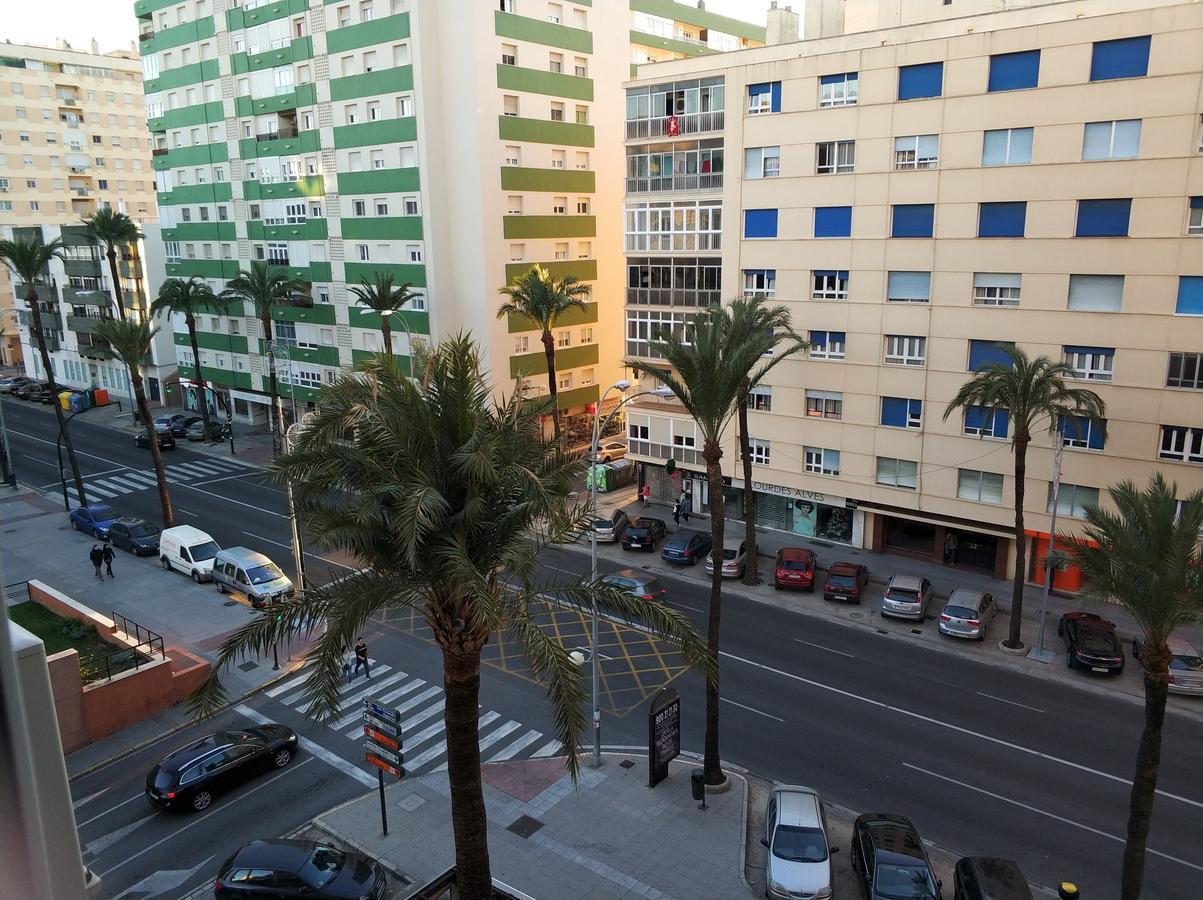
63,455 -> 261,505
263,661 -> 564,775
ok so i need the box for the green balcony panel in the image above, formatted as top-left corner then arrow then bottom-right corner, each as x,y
495,64 -> 593,101
177,362 -> 254,391
326,12 -> 410,53
241,175 -> 325,201
136,0 -> 182,18
234,83 -> 317,117
139,16 -> 215,55
498,115 -> 593,148
246,220 -> 329,242
553,383 -> 600,410
342,262 -> 426,288
503,215 -> 595,240
270,303 -> 337,325
144,59 -> 220,94
153,142 -> 229,172
337,167 -> 420,195
330,67 -> 414,102
500,165 -> 594,193
509,342 -> 598,378
164,222 -> 237,242
258,341 -> 340,367
158,182 -> 233,206
494,10 -> 592,53
309,262 -> 333,282
226,0 -> 309,31
165,259 -> 242,279
629,0 -> 765,40
174,330 -> 249,354
340,216 -> 423,241
503,259 -> 597,290
231,36 -> 313,75
351,349 -> 413,374
506,298 -> 597,333
239,130 -> 321,160
629,30 -> 718,57
348,307 -> 430,335
333,118 -> 417,150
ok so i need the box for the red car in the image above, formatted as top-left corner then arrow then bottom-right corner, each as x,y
822,562 -> 869,603
774,547 -> 817,592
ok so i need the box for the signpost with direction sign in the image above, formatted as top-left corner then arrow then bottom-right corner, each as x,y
363,699 -> 405,835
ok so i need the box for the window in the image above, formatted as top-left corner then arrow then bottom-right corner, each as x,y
576,151 -> 589,169
1050,483 -> 1100,518
876,457 -> 918,490
805,447 -> 840,476
181,207 -> 192,222
576,197 -> 589,214
982,127 -> 1033,166
507,195 -> 522,215
509,243 -> 524,261
554,242 -> 569,260
547,3 -> 562,24
553,196 -> 566,214
884,271 -> 930,304
1068,275 -> 1123,312
815,140 -> 855,174
881,397 -> 922,429
514,336 -> 529,354
1064,345 -> 1115,381
809,331 -> 845,360
547,52 -> 562,73
978,202 -> 1027,238
407,244 -> 422,263
1179,277 -> 1203,315
811,270 -> 849,300
898,62 -> 943,100
356,244 -> 370,261
958,470 -> 1004,504
1076,199 -> 1131,237
577,241 -> 591,258
353,199 -> 366,216
892,204 -> 934,238
747,82 -> 781,115
403,196 -> 419,215
673,433 -> 696,449
894,134 -> 938,169
502,95 -> 519,117
749,385 -> 772,411
574,57 -> 587,77
1060,415 -> 1106,451
580,327 -> 593,343
1090,35 -> 1151,81
1188,197 -> 1202,235
806,390 -> 843,419
374,199 -> 387,215
501,44 -> 516,66
557,330 -> 571,348
1167,352 -> 1203,389
629,422 -> 649,441
819,72 -> 857,107
749,439 -> 770,465
743,269 -> 775,298
1082,120 -> 1141,161
1159,426 -> 1203,463
885,335 -> 926,366
988,50 -> 1040,92
968,340 -> 1015,371
744,146 -> 780,179
814,206 -> 852,238
504,145 -> 520,166
550,102 -> 564,122
744,209 -> 778,238
551,149 -> 565,168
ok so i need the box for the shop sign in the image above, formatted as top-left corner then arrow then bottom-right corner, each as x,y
228,388 -> 270,406
727,477 -> 847,507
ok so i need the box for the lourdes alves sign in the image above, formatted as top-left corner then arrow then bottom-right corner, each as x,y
727,476 -> 859,544
647,686 -> 681,788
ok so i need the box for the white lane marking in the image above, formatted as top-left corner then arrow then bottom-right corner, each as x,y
242,531 -> 350,569
671,601 -> 704,613
109,854 -> 216,900
722,650 -> 1203,810
976,691 -> 1045,714
76,793 -> 145,830
96,475 -> 150,491
320,671 -> 409,715
174,482 -> 288,518
82,812 -> 158,856
487,729 -> 543,763
334,679 -> 426,731
72,787 -> 109,810
722,698 -> 784,722
178,461 -> 226,475
393,700 -> 444,736
265,668 -> 314,698
405,711 -> 499,770
177,508 -> 200,517
82,482 -> 118,498
401,718 -> 447,752
192,471 -> 280,489
166,463 -> 213,477
794,638 -> 855,658
904,763 -> 1203,873
280,664 -> 392,706
477,720 -> 522,753
233,704 -> 374,788
8,429 -> 129,467
93,757 -> 315,879
533,740 -> 563,758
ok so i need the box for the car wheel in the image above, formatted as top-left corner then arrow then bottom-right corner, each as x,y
216,581 -> 226,594
1066,648 -> 1077,669
774,582 -> 781,591
273,748 -> 292,768
161,556 -> 171,570
190,790 -> 212,811
192,570 -> 202,583
71,519 -> 80,531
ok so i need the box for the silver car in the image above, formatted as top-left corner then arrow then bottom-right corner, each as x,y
938,589 -> 997,640
588,439 -> 628,463
761,784 -> 834,900
705,537 -> 747,578
1136,636 -> 1203,696
881,574 -> 933,622
589,508 -> 630,543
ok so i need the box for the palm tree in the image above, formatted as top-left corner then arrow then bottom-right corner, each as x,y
151,277 -> 226,442
83,207 -> 142,321
191,337 -> 711,898
0,237 -> 88,506
221,262 -> 304,452
943,345 -> 1105,649
627,305 -> 790,786
349,272 -> 418,359
497,264 -> 591,442
726,298 -> 807,586
95,319 -> 174,527
1062,476 -> 1202,899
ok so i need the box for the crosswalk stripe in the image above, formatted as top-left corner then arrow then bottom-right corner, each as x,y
400,718 -> 446,753
406,710 -> 499,771
477,720 -> 521,754
182,461 -> 227,475
486,729 -> 543,763
265,669 -> 313,698
335,679 -> 426,731
532,739 -> 563,758
390,685 -> 442,718
396,699 -> 444,734
91,477 -> 142,494
100,474 -> 153,491
328,671 -> 409,714
279,664 -> 392,706
83,482 -> 118,498
167,463 -> 213,477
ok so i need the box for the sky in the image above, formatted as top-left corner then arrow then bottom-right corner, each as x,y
6,0 -> 778,56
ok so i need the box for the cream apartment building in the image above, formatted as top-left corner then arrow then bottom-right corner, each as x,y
623,0 -> 1203,584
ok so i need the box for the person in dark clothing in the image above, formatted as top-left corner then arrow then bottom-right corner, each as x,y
672,500 -> 681,527
102,542 -> 115,578
89,545 -> 104,581
681,492 -> 692,523
353,637 -> 371,679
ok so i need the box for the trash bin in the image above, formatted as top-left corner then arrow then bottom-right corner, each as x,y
58,391 -> 74,410
690,768 -> 707,809
92,387 -> 109,406
69,393 -> 89,413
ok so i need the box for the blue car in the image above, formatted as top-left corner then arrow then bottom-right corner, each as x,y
69,503 -> 122,539
660,528 -> 712,566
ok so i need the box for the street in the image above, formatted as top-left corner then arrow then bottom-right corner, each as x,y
5,395 -> 1202,898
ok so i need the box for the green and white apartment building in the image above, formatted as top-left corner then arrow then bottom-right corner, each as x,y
135,0 -> 763,430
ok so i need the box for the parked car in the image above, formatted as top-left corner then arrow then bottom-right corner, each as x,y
589,508 -> 631,544
170,414 -> 204,436
881,574 -> 934,622
774,548 -> 818,592
108,517 -> 162,556
69,503 -> 121,539
621,517 -> 666,552
13,379 -> 46,400
660,528 -> 712,565
145,725 -> 298,813
851,813 -> 942,900
159,524 -> 221,582
187,419 -> 231,441
705,537 -> 747,578
953,857 -> 1033,900
28,381 -> 56,403
599,570 -> 668,602
0,375 -> 35,394
1059,611 -> 1125,675
1134,635 -> 1203,696
214,839 -> 387,899
762,784 -> 835,900
588,439 -> 628,463
136,428 -> 176,450
938,590 -> 996,640
212,547 -> 294,608
822,562 -> 869,604
153,413 -> 186,432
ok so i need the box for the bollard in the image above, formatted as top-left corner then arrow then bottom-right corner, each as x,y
1058,883 -> 1079,899
690,768 -> 707,811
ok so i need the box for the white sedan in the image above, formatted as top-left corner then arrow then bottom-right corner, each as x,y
588,439 -> 628,463
762,785 -> 835,900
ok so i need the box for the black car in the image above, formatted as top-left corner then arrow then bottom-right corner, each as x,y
215,840 -> 387,899
660,528 -> 712,565
1059,611 -> 1125,674
136,428 -> 177,450
953,857 -> 1033,900
13,379 -> 45,400
154,413 -> 187,432
108,517 -> 162,556
188,419 -> 232,441
621,517 -> 667,552
851,813 -> 942,900
25,381 -> 55,402
0,375 -> 35,394
146,725 -> 298,812
171,414 -> 204,436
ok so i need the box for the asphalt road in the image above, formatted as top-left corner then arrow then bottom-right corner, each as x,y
6,395 -> 1202,899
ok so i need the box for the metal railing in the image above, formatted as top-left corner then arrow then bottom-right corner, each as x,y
626,287 -> 720,308
87,612 -> 165,683
628,439 -> 700,467
625,172 -> 723,194
257,126 -> 298,142
625,110 -> 724,140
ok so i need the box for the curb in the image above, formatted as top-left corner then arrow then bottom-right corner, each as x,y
308,813 -> 414,888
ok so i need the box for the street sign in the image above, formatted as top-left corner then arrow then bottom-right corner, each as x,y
363,712 -> 400,737
366,754 -> 403,779
365,742 -> 400,766
366,699 -> 401,723
363,696 -> 406,835
647,686 -> 680,788
364,725 -> 399,750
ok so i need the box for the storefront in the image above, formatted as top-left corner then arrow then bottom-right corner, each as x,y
226,388 -> 272,426
177,378 -> 225,417
1026,531 -> 1086,593
726,478 -> 863,546
867,506 -> 1010,578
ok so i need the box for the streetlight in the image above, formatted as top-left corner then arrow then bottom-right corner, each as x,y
1028,420 -> 1065,664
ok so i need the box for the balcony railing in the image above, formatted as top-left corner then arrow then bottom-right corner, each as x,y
625,234 -> 721,253
626,287 -> 720,308
257,126 -> 298,142
628,439 -> 700,467
138,31 -> 155,42
151,147 -> 169,157
625,172 -> 723,194
625,110 -> 724,140
66,314 -> 113,334
57,96 -> 80,107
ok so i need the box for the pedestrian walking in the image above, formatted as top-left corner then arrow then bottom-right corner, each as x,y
89,545 -> 104,581
943,532 -> 959,564
640,484 -> 650,508
340,646 -> 354,684
353,637 -> 371,680
672,499 -> 681,527
681,492 -> 692,524
102,542 -> 115,579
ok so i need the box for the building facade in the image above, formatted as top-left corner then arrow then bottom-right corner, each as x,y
623,0 -> 1203,583
629,0 -> 764,69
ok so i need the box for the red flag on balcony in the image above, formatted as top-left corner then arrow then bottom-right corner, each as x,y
666,115 -> 679,136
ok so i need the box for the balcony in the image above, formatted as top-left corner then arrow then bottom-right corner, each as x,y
138,30 -> 155,42
627,438 -> 700,467
625,110 -> 724,140
626,287 -> 720,308
66,313 -> 113,334
57,96 -> 80,107
625,172 -> 723,194
257,125 -> 298,143
78,340 -> 114,361
151,147 -> 170,157
68,165 -> 89,175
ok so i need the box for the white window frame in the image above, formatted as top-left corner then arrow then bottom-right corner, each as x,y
1064,348 -> 1114,382
819,73 -> 857,108
876,457 -> 918,490
743,269 -> 775,298
816,140 -> 854,174
811,270 -> 848,300
749,385 -> 772,411
957,469 -> 1004,504
885,335 -> 926,366
894,134 -> 938,170
804,447 -> 840,476
1159,426 -> 1203,464
805,390 -> 843,420
973,273 -> 1021,307
749,438 -> 770,466
809,332 -> 845,361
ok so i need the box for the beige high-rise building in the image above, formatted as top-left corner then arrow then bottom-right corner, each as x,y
623,0 -> 1203,586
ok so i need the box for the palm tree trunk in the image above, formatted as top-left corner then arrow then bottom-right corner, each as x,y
133,372 -> 173,527
702,439 -> 726,786
262,314 -> 281,455
1121,649 -> 1170,899
106,245 -> 126,321
187,315 -> 215,442
1008,436 -> 1029,649
27,288 -> 87,505
442,642 -> 492,898
541,328 -> 560,442
737,387 -> 759,586
379,316 -> 392,358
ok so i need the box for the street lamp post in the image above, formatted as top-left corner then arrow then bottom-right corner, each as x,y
1028,421 -> 1065,664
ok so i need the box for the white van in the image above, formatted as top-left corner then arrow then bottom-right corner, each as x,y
159,525 -> 221,582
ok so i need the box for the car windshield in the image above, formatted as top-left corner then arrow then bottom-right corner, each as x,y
627,527 -> 648,535
874,863 -> 938,898
722,549 -> 739,560
771,824 -> 828,863
247,563 -> 285,585
188,541 -> 220,562
889,587 -> 919,602
93,505 -> 119,520
592,518 -> 614,528
827,573 -> 856,588
152,768 -> 174,791
130,523 -> 159,537
298,847 -> 345,889
781,559 -> 810,571
944,606 -> 977,619
1170,653 -> 1203,671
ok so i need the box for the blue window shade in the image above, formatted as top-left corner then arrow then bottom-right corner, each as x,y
820,73 -> 848,85
771,82 -> 781,112
978,202 -> 1027,238
1192,197 -> 1203,209
968,340 -> 1016,371
881,397 -> 921,428
964,406 -> 1011,438
1060,415 -> 1106,450
988,50 -> 1040,92
1076,198 -> 1131,237
748,82 -> 782,112
898,62 -> 943,100
744,208 -> 778,238
1177,276 -> 1203,315
810,330 -> 846,350
891,204 -> 934,238
1090,35 -> 1151,81
1064,345 -> 1115,357
814,206 -> 852,238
